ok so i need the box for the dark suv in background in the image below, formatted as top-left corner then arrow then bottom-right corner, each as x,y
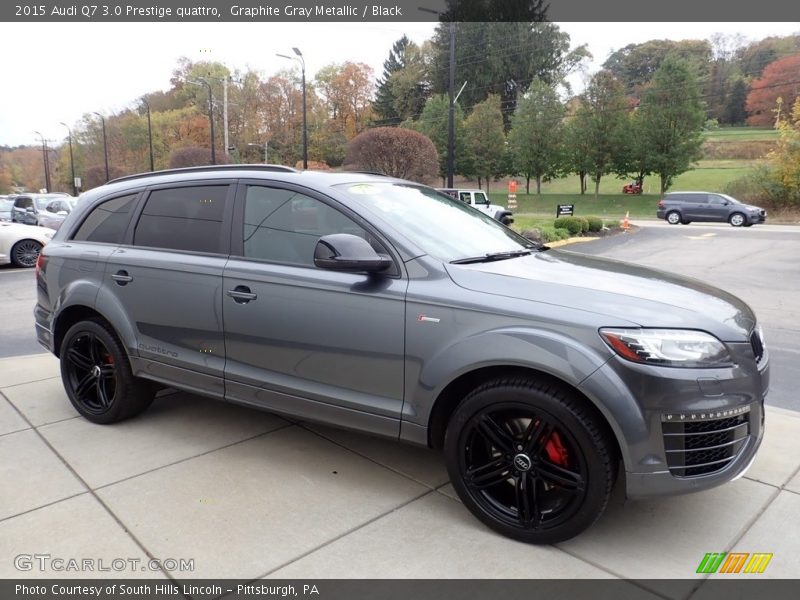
35,165 -> 768,544
657,192 -> 766,227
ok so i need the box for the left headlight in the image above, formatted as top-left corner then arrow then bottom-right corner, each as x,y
599,328 -> 733,368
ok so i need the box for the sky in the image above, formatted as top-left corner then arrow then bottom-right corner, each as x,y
1,21 -> 798,147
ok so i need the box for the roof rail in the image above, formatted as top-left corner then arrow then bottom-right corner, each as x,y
344,170 -> 389,177
106,164 -> 299,185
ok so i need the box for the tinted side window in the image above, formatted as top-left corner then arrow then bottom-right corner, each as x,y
15,197 -> 33,209
73,194 -> 138,243
242,186 -> 370,267
134,186 -> 227,253
708,195 -> 726,205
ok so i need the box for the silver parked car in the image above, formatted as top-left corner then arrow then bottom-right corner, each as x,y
35,165 -> 768,543
37,197 -> 78,230
12,193 -> 76,226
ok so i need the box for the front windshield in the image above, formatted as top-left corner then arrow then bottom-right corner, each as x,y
336,182 -> 533,262
34,198 -> 51,210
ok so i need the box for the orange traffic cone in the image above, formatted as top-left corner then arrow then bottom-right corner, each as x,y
621,211 -> 630,232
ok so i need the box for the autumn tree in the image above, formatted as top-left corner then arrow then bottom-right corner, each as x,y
168,146 -> 231,168
315,62 -> 375,139
464,95 -> 506,190
508,79 -> 564,194
770,97 -> 800,205
344,127 -> 438,182
637,57 -> 705,194
746,55 -> 800,126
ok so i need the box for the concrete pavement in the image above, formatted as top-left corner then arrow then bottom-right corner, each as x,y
1,353 -> 799,596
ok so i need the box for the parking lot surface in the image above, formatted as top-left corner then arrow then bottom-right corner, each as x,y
1,221 -> 799,594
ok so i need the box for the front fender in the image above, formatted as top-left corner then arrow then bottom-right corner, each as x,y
403,326 -> 611,426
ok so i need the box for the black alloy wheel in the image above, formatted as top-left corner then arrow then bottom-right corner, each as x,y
445,379 -> 615,544
60,319 -> 155,424
11,239 -> 42,268
63,331 -> 117,415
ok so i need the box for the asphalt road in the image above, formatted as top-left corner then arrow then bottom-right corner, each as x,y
571,221 -> 800,412
1,221 -> 798,410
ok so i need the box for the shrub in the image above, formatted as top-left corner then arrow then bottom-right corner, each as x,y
168,146 -> 231,169
553,216 -> 584,235
586,216 -> 603,232
344,127 -> 439,183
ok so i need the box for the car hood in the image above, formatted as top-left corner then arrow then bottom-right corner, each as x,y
0,221 -> 55,241
445,250 -> 755,341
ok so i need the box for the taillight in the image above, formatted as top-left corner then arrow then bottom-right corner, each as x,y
657,200 -> 665,208
35,253 -> 46,279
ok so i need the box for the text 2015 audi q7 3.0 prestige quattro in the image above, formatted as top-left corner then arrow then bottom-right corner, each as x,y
34,166 -> 768,543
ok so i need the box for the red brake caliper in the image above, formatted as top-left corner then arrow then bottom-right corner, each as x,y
544,431 -> 570,467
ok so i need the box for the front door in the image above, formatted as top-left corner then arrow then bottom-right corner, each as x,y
222,183 -> 406,436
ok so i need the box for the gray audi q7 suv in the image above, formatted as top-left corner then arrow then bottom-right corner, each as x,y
34,165 -> 768,544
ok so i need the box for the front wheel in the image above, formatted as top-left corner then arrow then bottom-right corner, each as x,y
444,378 -> 616,544
60,319 -> 155,424
729,212 -> 746,227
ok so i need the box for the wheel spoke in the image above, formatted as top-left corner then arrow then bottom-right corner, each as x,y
476,415 -> 515,453
96,379 -> 110,407
537,460 -> 584,492
99,365 -> 116,380
466,457 -> 512,489
515,473 -> 541,528
88,335 -> 101,364
67,348 -> 93,371
523,418 -> 552,456
74,372 -> 97,399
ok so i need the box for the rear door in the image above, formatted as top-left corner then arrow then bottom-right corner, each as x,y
222,181 -> 407,436
101,181 -> 234,397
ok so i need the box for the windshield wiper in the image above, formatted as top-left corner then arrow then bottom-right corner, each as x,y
450,249 -> 535,265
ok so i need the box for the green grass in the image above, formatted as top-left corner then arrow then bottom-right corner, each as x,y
702,127 -> 778,142
487,159 -> 760,217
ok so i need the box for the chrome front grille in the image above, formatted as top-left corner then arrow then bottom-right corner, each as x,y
663,413 -> 750,477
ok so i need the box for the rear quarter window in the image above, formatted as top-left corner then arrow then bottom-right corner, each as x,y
72,194 -> 139,243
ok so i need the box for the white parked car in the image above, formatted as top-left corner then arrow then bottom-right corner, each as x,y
0,222 -> 54,267
436,188 -> 514,224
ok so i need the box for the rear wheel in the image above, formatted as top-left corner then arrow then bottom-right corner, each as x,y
666,211 -> 681,225
60,319 -> 155,424
444,378 -> 615,544
10,239 -> 42,268
729,212 -> 746,227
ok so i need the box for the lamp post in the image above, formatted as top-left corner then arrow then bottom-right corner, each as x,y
277,48 -> 307,169
419,8 -> 456,187
247,141 -> 269,163
141,98 -> 155,171
59,123 -> 77,195
188,78 -> 216,165
33,130 -> 52,192
93,112 -> 110,182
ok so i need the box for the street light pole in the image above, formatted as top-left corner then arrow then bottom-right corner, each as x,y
59,123 -> 77,195
93,112 -> 110,182
189,79 -> 216,165
33,131 -> 52,192
277,48 -> 308,169
141,98 -> 155,171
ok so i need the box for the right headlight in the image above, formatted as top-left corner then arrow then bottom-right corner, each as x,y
599,328 -> 733,368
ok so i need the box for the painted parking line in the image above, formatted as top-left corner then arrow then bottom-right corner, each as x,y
0,268 -> 31,274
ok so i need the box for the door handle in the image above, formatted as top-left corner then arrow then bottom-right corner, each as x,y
111,270 -> 133,285
227,285 -> 257,304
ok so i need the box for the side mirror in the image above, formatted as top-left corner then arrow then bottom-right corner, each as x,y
314,234 -> 392,273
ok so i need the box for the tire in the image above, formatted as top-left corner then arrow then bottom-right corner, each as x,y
743,223 -> 753,228
444,377 -> 616,544
729,213 -> 746,227
10,239 -> 42,268
666,211 -> 682,225
59,319 -> 155,424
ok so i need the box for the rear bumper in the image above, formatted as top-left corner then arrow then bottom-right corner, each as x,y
656,209 -> 666,219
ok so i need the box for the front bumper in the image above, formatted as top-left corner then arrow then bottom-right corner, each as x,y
578,340 -> 768,499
